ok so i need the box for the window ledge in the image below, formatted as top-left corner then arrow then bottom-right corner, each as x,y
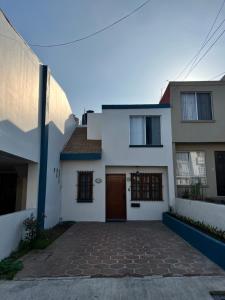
131,199 -> 163,202
129,145 -> 163,148
181,120 -> 215,123
77,199 -> 93,203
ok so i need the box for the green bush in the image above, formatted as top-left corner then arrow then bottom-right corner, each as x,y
0,259 -> 23,280
169,212 -> 225,243
31,238 -> 51,249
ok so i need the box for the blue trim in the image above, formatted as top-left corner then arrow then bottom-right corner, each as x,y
37,65 -> 49,229
60,152 -> 102,160
102,104 -> 170,109
163,212 -> 225,270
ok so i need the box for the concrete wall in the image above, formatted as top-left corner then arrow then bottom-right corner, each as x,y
175,143 -> 225,198
106,166 -> 169,220
61,164 -> 169,222
44,75 -> 76,228
0,10 -> 41,162
0,209 -> 36,260
170,81 -> 225,143
61,161 -> 105,222
87,113 -> 102,140
175,198 -> 225,231
26,162 -> 39,209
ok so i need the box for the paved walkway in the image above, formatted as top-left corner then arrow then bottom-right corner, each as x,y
2,276 -> 225,300
16,222 -> 224,278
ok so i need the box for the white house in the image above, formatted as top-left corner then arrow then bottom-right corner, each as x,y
61,105 -> 175,222
0,10 -> 76,259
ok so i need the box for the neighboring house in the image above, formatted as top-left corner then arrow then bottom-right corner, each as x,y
160,79 -> 225,230
0,10 -> 76,259
60,104 -> 175,222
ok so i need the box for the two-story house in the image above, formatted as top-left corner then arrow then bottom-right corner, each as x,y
160,79 -> 225,206
60,104 -> 175,222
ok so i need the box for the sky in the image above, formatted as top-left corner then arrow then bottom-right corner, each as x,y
0,0 -> 225,118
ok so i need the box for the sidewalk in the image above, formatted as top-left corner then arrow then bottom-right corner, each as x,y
1,276 -> 225,300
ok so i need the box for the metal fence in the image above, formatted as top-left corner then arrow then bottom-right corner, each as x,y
176,185 -> 207,201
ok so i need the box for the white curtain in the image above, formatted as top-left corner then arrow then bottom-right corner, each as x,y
176,152 -> 190,177
189,152 -> 206,177
181,93 -> 197,120
130,116 -> 145,145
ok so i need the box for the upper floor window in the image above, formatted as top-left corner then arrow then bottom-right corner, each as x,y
181,92 -> 212,121
130,116 -> 161,146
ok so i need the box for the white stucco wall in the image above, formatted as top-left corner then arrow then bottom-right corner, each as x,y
0,10 -> 41,162
87,113 -> 102,140
175,198 -> 225,231
101,108 -> 175,207
61,161 -> 105,222
106,166 -> 169,220
26,162 -> 39,209
0,209 -> 36,260
61,107 -> 175,222
44,75 -> 76,228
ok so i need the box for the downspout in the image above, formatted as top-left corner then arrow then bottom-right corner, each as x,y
37,65 -> 49,229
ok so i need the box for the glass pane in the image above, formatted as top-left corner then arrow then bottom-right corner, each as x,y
197,93 -> 212,120
130,116 -> 145,145
176,152 -> 190,177
146,116 -> 152,145
189,152 -> 206,177
181,93 -> 197,120
151,116 -> 161,145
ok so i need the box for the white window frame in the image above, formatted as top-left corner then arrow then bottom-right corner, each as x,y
129,115 -> 161,146
176,151 -> 207,186
181,92 -> 213,121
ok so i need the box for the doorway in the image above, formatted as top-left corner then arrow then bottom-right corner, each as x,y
106,174 -> 126,221
215,151 -> 225,196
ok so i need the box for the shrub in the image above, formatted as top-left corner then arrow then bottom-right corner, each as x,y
23,213 -> 37,243
169,212 -> 225,243
0,259 -> 23,280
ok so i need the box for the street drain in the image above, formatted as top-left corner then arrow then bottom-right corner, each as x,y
210,292 -> 225,300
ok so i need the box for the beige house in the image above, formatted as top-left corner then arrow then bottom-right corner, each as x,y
160,78 -> 225,202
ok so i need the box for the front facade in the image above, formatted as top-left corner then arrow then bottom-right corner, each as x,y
161,80 -> 225,201
61,105 -> 175,222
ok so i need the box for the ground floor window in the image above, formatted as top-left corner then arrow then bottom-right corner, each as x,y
176,151 -> 207,186
131,173 -> 162,201
77,171 -> 93,202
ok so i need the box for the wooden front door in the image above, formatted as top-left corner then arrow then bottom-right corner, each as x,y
215,151 -> 225,196
106,174 -> 126,221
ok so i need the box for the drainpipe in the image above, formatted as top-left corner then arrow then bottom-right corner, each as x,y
37,65 -> 49,229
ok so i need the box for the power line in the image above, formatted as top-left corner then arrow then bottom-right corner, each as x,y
183,28 -> 225,80
173,0 -> 225,80
208,71 -> 225,80
30,0 -> 152,48
186,0 -> 225,75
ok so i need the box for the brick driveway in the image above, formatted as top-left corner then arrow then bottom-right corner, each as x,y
16,222 -> 224,278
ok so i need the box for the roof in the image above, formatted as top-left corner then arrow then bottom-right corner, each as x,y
61,127 -> 101,160
102,104 -> 170,109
